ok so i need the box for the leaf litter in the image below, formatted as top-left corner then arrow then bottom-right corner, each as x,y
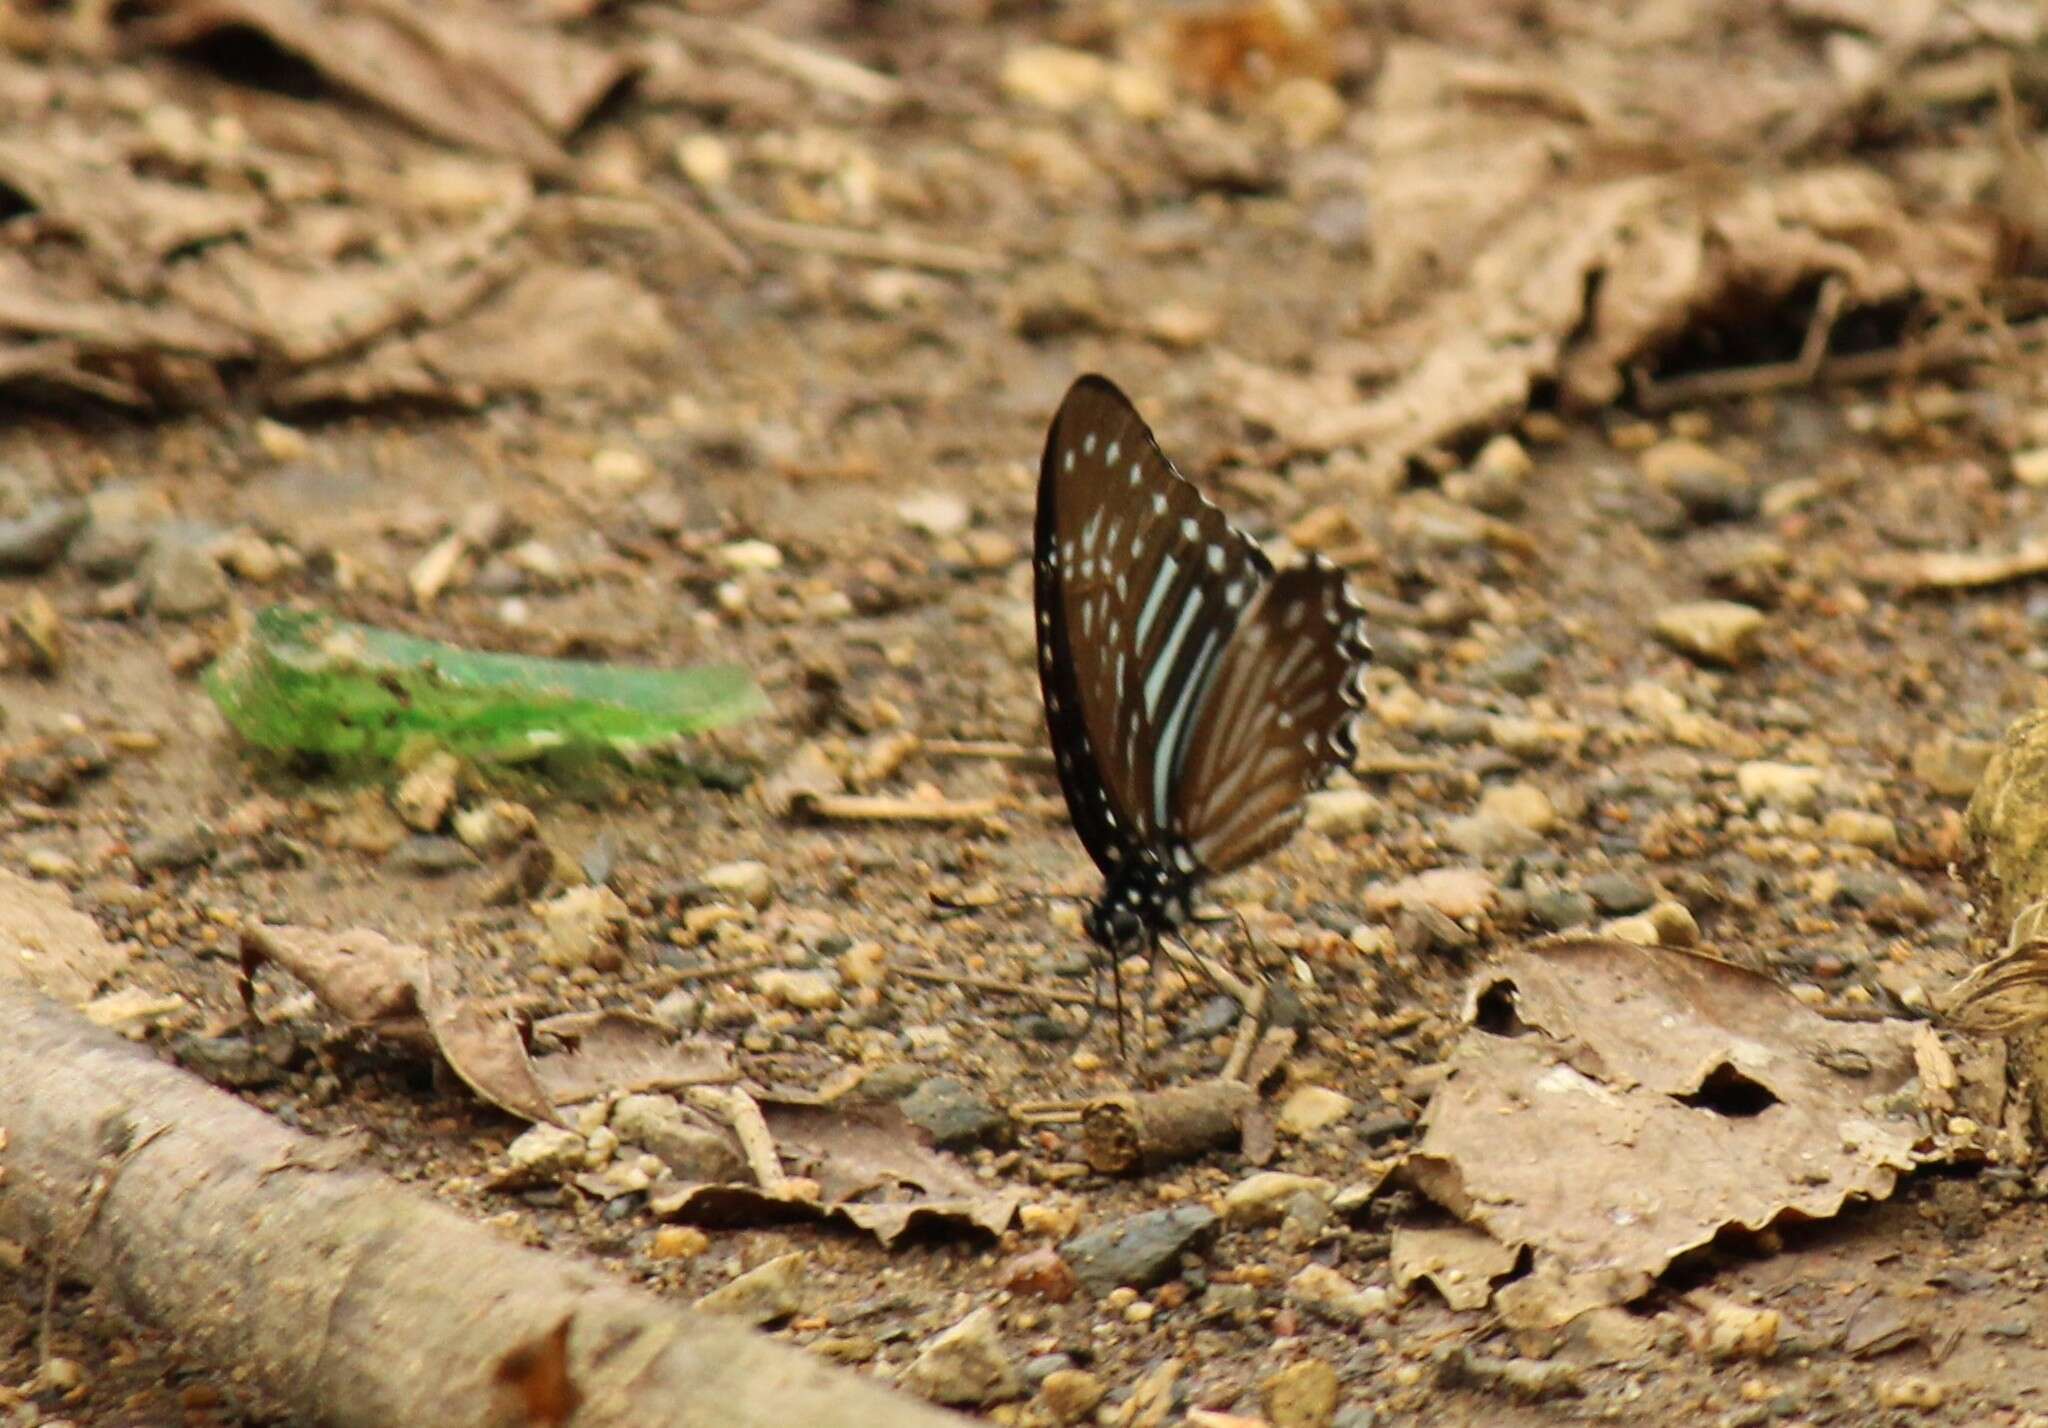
241,921 -> 1016,1244
1399,937 -> 1994,1328
1219,7 -> 2012,481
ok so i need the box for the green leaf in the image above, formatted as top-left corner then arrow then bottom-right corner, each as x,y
206,607 -> 766,767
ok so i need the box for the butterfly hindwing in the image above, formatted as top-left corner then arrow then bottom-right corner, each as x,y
1172,558 -> 1371,874
1035,376 -> 1268,876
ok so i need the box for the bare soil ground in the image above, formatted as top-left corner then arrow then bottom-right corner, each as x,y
7,3 -> 2048,1426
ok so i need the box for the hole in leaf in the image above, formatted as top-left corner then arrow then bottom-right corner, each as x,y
1472,979 -> 1527,1036
1675,1062 -> 1780,1118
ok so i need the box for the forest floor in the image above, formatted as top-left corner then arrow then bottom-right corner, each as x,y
7,2 -> 2048,1426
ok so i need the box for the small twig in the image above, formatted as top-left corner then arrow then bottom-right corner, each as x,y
687,1086 -> 785,1195
722,210 -> 1004,275
898,963 -> 1094,1007
922,739 -> 1052,767
651,13 -> 906,108
795,793 -> 1002,824
1158,939 -> 1258,1014
1220,980 -> 1271,1084
649,955 -> 778,989
1635,317 -> 2048,413
1010,1100 -> 1087,1125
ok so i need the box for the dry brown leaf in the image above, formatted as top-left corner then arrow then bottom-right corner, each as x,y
0,867 -> 126,1006
243,922 -> 730,1127
640,1096 -> 1024,1245
1252,36 -> 2005,483
271,264 -> 674,409
527,1011 -> 736,1106
1402,937 -> 1945,1326
1389,1225 -> 1519,1311
165,204 -> 527,365
132,0 -> 634,168
0,129 -> 265,265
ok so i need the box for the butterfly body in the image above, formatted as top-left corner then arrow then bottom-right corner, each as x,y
1034,375 -> 1372,988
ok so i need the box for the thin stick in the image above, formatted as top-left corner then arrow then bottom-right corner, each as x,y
795,793 -> 1001,823
651,13 -> 905,107
1635,317 -> 2048,413
1159,939 -> 1258,1011
922,739 -> 1051,766
650,955 -> 778,988
1220,980 -> 1271,1084
688,1086 -> 785,1195
723,210 -> 1004,275
897,963 -> 1093,1007
1010,1100 -> 1087,1125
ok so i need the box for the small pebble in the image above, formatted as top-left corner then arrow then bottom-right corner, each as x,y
385,836 -> 476,876
755,968 -> 841,1011
1038,1368 -> 1105,1425
501,1124 -> 585,1182
1654,600 -> 1765,665
1062,1205 -> 1220,1295
648,1225 -> 709,1260
146,541 -> 230,620
900,1075 -> 1008,1148
1479,782 -> 1555,833
1000,1246 -> 1079,1303
1584,872 -> 1655,915
1875,1377 -> 1944,1410
1223,1172 -> 1333,1226
701,859 -> 776,909
0,499 -> 88,572
1262,1358 -> 1341,1428
901,1306 -> 1024,1406
453,800 -> 538,853
131,823 -> 215,875
1702,1301 -> 1780,1360
1287,1264 -> 1390,1326
694,1252 -> 805,1326
1304,789 -> 1381,836
392,751 -> 460,833
1736,760 -> 1823,813
1277,1086 -> 1355,1136
537,886 -> 629,970
1823,808 -> 1897,850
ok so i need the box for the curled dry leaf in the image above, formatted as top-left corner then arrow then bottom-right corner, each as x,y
1401,937 -> 1967,1328
650,1097 -> 1023,1246
1223,37 -> 2003,483
242,923 -> 733,1127
131,0 -> 635,168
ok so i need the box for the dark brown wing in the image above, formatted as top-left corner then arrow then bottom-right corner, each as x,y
1034,374 -> 1271,876
1171,557 -> 1371,874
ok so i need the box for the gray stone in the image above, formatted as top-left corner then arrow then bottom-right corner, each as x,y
1476,641 -> 1549,695
145,541 -> 230,619
131,823 -> 215,875
0,499 -> 87,571
69,521 -> 153,581
1439,813 -> 1544,860
1584,872 -> 1656,915
1180,994 -> 1242,1039
610,1092 -> 745,1182
385,836 -> 478,876
1653,600 -> 1765,665
1062,1206 -> 1219,1296
900,1076 -> 1009,1150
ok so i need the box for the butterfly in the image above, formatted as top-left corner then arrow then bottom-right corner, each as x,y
1034,374 -> 1372,1043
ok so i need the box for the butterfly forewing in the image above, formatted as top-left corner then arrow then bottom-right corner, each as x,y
1171,558 -> 1371,873
1035,376 -> 1270,876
